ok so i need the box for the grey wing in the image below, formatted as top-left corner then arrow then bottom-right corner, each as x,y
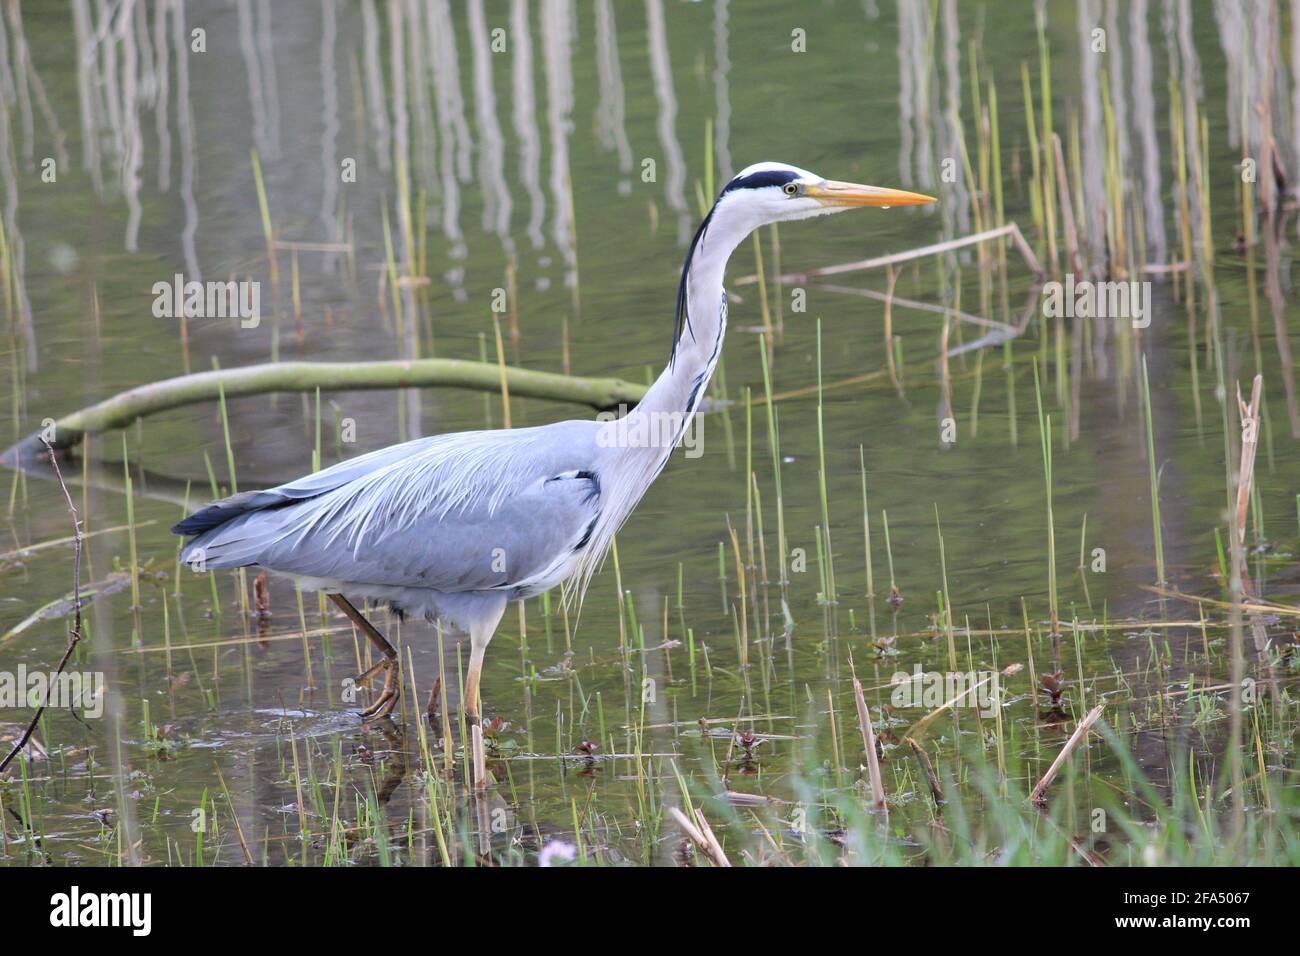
179,419 -> 602,592
172,434 -> 449,535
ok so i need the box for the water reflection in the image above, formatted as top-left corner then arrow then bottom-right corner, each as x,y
1077,0 -> 1106,276
645,0 -> 691,245
542,0 -> 578,299
511,0 -> 545,253
712,0 -> 734,185
236,0 -> 278,163
0,6 -> 36,370
467,0 -> 513,257
1129,0 -> 1167,266
428,0 -> 470,292
361,0 -> 391,171
318,0 -> 339,245
594,0 -> 634,193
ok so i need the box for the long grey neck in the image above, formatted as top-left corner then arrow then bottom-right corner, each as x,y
636,202 -> 752,423
576,197 -> 756,602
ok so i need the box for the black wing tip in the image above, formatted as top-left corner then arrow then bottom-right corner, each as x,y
170,489 -> 288,537
171,508 -> 223,536
171,498 -> 251,536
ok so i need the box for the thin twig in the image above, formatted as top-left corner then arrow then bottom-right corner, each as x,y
0,442 -> 84,775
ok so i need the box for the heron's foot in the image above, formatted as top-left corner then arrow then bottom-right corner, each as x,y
357,657 -> 399,720
351,655 -> 389,688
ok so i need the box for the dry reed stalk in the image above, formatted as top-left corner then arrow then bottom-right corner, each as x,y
669,805 -> 731,867
1051,133 -> 1083,277
852,676 -> 887,811
882,265 -> 902,398
1233,375 -> 1262,597
906,737 -> 944,806
908,663 -> 1022,740
1029,704 -> 1104,806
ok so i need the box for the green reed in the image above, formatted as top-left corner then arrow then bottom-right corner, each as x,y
1140,354 -> 1166,584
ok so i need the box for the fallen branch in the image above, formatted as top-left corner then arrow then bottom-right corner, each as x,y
1,358 -> 649,461
0,441 -> 84,775
1029,704 -> 1104,806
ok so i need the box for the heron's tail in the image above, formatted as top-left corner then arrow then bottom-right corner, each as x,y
173,433 -> 443,538
171,489 -> 293,536
173,487 -> 306,570
172,432 -> 443,570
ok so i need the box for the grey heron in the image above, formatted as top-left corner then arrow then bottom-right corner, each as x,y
173,161 -> 935,789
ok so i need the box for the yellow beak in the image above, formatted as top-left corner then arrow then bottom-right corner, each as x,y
805,180 -> 937,208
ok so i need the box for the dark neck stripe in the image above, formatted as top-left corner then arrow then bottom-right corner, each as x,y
670,167 -> 797,365
669,204 -> 715,365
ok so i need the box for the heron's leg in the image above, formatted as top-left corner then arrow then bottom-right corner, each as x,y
464,637 -> 489,791
330,593 -> 400,720
463,598 -> 507,791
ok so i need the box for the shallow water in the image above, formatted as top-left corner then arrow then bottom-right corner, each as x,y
1,1 -> 1297,865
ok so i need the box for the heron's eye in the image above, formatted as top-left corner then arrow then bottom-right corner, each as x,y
783,182 -> 799,196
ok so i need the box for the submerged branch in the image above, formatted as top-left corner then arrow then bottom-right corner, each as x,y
734,221 -> 1045,286
2,359 -> 649,464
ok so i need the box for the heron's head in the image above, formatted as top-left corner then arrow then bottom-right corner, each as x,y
715,161 -> 935,228
667,161 -> 935,362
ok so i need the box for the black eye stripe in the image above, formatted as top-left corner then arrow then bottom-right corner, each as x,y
720,169 -> 800,195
